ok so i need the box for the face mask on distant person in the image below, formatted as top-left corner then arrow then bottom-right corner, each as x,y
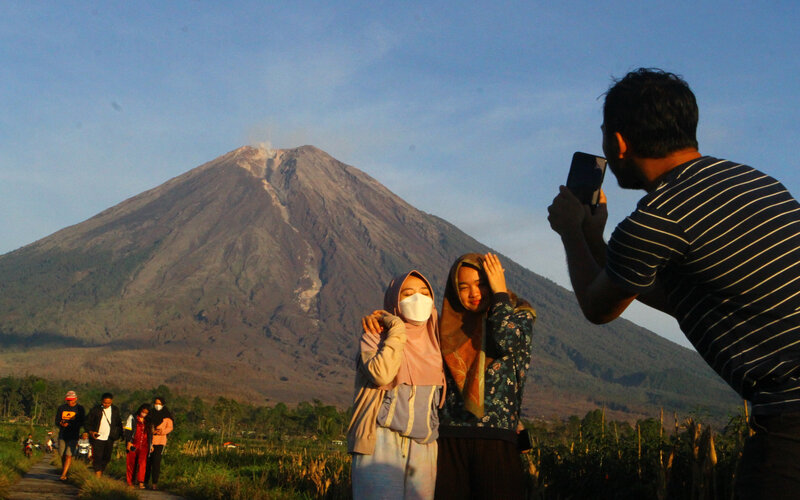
154,404 -> 163,411
399,293 -> 434,322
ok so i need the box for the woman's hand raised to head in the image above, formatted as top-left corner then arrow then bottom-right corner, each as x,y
482,253 -> 508,295
361,310 -> 388,335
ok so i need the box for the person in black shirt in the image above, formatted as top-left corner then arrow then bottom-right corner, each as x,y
548,68 -> 800,500
54,390 -> 86,480
85,392 -> 123,477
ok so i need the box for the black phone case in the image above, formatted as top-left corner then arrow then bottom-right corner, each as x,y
566,152 -> 607,209
517,429 -> 533,452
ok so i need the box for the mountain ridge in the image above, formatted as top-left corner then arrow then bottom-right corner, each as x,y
0,145 -> 740,421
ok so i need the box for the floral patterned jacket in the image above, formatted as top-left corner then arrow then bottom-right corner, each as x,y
438,292 -> 535,443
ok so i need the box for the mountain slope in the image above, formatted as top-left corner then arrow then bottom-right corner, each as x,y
0,145 -> 740,420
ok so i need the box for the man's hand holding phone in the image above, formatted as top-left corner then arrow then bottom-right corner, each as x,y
549,151 -> 607,243
548,185 -> 587,238
549,152 -> 610,268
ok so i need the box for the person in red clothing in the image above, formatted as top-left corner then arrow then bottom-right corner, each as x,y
123,404 -> 153,489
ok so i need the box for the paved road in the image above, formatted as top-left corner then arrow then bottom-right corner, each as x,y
6,455 -> 185,500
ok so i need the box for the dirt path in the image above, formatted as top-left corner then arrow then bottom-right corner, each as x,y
6,454 -> 185,500
137,487 -> 186,500
6,455 -> 78,500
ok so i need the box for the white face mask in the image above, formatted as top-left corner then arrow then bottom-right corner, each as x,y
398,293 -> 434,323
154,404 -> 163,411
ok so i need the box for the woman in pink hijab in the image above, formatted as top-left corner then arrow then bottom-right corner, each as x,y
347,270 -> 445,500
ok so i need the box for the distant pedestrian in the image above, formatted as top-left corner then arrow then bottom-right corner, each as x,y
124,404 -> 152,489
76,432 -> 91,463
22,434 -> 34,458
54,390 -> 86,480
145,396 -> 174,490
85,392 -> 123,476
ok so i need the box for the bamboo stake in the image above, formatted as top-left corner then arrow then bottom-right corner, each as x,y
659,407 -> 664,468
637,422 -> 642,479
601,404 -> 606,441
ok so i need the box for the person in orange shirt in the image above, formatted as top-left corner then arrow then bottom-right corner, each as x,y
145,396 -> 174,490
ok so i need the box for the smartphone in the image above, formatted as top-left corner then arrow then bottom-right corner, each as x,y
566,152 -> 607,212
517,429 -> 533,453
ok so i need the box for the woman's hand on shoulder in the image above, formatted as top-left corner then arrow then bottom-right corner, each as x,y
482,252 -> 508,294
362,310 -> 388,335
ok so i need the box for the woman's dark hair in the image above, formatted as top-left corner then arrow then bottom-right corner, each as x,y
136,403 -> 152,416
603,68 -> 698,158
150,397 -> 173,426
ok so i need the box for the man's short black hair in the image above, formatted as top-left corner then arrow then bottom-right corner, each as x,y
101,392 -> 113,400
603,68 -> 699,158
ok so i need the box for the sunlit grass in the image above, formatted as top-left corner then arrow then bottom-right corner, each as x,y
0,403 -> 749,499
0,422 -> 42,498
52,451 -> 138,500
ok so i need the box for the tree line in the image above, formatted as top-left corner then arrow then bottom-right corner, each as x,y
0,375 -> 350,442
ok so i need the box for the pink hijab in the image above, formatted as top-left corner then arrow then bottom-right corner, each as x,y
361,270 -> 445,389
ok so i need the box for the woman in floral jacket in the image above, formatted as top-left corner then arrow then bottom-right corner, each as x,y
434,253 -> 536,500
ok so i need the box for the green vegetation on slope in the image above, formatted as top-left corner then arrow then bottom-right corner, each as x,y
0,246 -> 154,342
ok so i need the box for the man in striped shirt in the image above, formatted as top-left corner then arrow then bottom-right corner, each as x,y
548,68 -> 800,499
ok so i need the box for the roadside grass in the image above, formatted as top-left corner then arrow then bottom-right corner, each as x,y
0,422 -> 42,499
53,454 -> 138,500
103,439 -> 350,500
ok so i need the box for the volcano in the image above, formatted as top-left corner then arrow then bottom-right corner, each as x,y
0,145 -> 738,420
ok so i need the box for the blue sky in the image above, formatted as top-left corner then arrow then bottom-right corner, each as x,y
2,1 -> 799,348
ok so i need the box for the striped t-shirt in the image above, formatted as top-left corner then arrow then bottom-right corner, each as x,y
606,157 -> 800,414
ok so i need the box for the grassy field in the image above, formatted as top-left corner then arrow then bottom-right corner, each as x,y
101,438 -> 350,499
0,422 -> 44,499
50,454 -> 138,500
0,374 -> 750,499
99,409 -> 746,500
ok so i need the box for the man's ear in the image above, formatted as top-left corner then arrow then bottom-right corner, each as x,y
614,132 -> 628,157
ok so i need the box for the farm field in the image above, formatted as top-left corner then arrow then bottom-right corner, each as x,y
92,407 -> 747,499
101,409 -> 746,499
0,376 -> 747,499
